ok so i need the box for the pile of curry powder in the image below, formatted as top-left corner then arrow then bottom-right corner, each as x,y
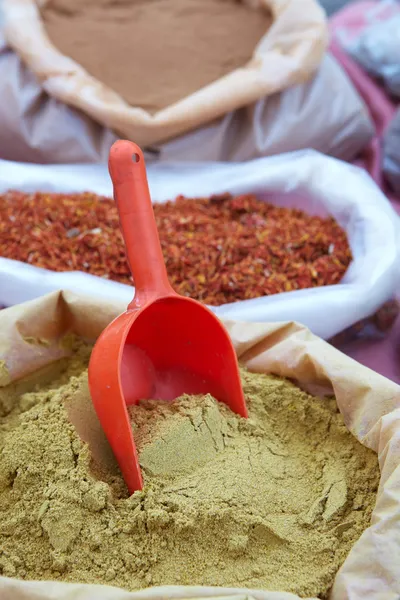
0,343 -> 379,598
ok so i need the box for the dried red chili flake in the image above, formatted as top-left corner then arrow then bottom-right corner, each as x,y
0,190 -> 352,305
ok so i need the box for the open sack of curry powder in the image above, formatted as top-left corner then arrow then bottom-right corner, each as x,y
2,0 -> 327,148
0,290 -> 399,599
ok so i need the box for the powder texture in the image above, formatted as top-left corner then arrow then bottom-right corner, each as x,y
0,344 -> 379,598
0,362 -> 10,387
42,0 -> 272,112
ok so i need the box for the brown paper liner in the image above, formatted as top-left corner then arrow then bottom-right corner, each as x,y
0,290 -> 399,599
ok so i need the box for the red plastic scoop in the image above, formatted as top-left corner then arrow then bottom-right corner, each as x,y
88,140 -> 247,494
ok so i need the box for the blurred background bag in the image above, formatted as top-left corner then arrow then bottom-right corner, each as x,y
383,107 -> 400,195
0,27 -> 375,166
0,1 -> 374,165
1,0 -> 327,148
346,5 -> 400,98
156,54 -> 375,163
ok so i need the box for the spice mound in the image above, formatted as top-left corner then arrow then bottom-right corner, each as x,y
0,345 -> 379,597
0,191 -> 352,305
41,0 -> 271,112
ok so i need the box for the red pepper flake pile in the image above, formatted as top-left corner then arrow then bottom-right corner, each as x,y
0,191 -> 352,305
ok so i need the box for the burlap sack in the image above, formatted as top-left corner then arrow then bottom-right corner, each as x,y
2,0 -> 327,147
0,290 -> 399,598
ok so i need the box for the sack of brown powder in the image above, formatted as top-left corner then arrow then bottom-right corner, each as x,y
2,0 -> 327,148
0,290 -> 399,599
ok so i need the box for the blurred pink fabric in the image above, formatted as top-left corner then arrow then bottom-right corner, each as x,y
328,1 -> 400,382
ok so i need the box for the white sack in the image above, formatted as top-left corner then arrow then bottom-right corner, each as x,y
0,26 -> 374,165
0,150 -> 399,340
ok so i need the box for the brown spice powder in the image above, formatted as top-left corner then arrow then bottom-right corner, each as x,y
0,342 -> 379,597
42,0 -> 272,112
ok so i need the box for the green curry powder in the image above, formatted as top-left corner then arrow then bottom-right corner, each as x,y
0,343 -> 379,597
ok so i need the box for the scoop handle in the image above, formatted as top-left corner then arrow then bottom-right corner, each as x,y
109,140 -> 174,309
